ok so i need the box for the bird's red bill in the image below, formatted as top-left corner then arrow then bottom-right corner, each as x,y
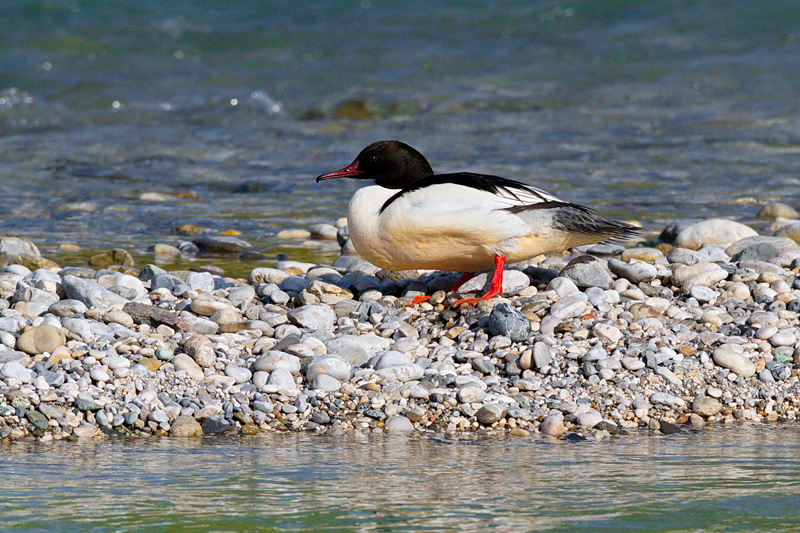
316,160 -> 362,181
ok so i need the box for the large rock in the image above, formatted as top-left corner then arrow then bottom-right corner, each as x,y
560,255 -> 613,289
170,415 -> 204,437
16,325 -> 66,355
287,304 -> 336,330
183,335 -> 217,368
62,275 -> 127,309
712,348 -> 756,377
487,303 -> 531,342
457,269 -> 530,297
0,236 -> 42,262
675,219 -> 757,250
306,356 -> 351,381
253,351 -> 301,374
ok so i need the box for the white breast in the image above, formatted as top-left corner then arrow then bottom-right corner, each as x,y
346,182 -> 577,272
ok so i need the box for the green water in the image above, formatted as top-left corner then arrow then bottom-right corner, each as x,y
3,425 -> 800,531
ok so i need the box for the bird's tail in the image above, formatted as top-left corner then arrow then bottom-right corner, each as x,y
553,205 -> 640,243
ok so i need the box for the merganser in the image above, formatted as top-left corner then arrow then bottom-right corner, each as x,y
316,140 -> 639,306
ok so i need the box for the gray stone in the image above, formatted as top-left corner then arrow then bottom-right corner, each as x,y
1,361 -> 32,383
193,235 -> 252,254
692,396 -> 722,417
476,403 -> 506,425
532,342 -> 551,371
150,273 -> 191,296
549,292 -> 589,319
253,351 -> 301,374
560,255 -> 613,289
376,363 -> 424,382
224,364 -> 252,384
266,367 -> 298,391
184,271 -> 215,292
49,299 -> 88,318
689,285 -> 717,304
457,269 -> 530,297
384,415 -> 415,433
287,304 -> 336,330
712,348 -> 756,377
487,303 -> 531,342
607,258 -> 657,284
324,335 -> 372,365
306,356 -> 351,381
374,351 -> 413,370
576,409 -> 603,428
62,275 -> 127,309
310,373 -> 341,391
649,392 -> 681,406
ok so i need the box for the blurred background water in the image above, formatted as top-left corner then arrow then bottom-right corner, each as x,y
3,425 -> 800,531
1,0 -> 799,273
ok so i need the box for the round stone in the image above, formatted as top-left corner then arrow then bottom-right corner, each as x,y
16,325 -> 66,355
487,303 -> 531,342
384,415 -> 414,433
476,403 -> 506,425
183,335 -> 217,368
541,414 -> 565,437
170,415 -> 204,437
692,396 -> 722,417
310,373 -> 342,392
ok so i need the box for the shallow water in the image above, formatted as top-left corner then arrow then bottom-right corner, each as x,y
2,425 -> 800,531
2,1 -> 800,275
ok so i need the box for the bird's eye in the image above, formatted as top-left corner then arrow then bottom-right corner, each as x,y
369,155 -> 378,163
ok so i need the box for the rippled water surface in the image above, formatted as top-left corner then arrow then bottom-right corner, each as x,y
1,1 -> 799,274
2,425 -> 800,531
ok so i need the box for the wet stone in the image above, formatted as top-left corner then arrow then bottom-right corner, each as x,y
476,403 -> 506,425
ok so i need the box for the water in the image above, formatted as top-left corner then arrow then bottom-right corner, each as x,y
2,3 -> 800,529
2,425 -> 800,531
2,1 -> 799,274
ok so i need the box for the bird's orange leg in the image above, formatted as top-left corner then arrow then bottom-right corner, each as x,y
410,271 -> 476,305
453,254 -> 505,307
451,271 -> 475,292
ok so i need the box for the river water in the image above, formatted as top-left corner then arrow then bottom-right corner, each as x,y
2,2 -> 800,530
2,425 -> 800,531
2,1 -> 799,275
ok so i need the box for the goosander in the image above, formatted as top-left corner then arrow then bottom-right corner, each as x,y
316,140 -> 639,306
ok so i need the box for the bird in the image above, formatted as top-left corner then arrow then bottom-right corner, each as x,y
316,140 -> 639,306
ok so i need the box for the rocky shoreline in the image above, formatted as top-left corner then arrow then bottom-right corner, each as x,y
3,206 -> 800,443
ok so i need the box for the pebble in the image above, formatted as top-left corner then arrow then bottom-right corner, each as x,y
541,414 -> 565,437
183,335 -> 217,368
170,415 -> 204,437
3,224 -> 800,444
549,292 -> 589,319
560,255 -> 613,289
575,410 -> 603,428
16,324 -> 66,355
692,396 -> 722,417
675,219 -> 758,249
712,348 -> 756,377
384,415 -> 415,433
476,404 -> 506,425
487,303 -> 531,342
